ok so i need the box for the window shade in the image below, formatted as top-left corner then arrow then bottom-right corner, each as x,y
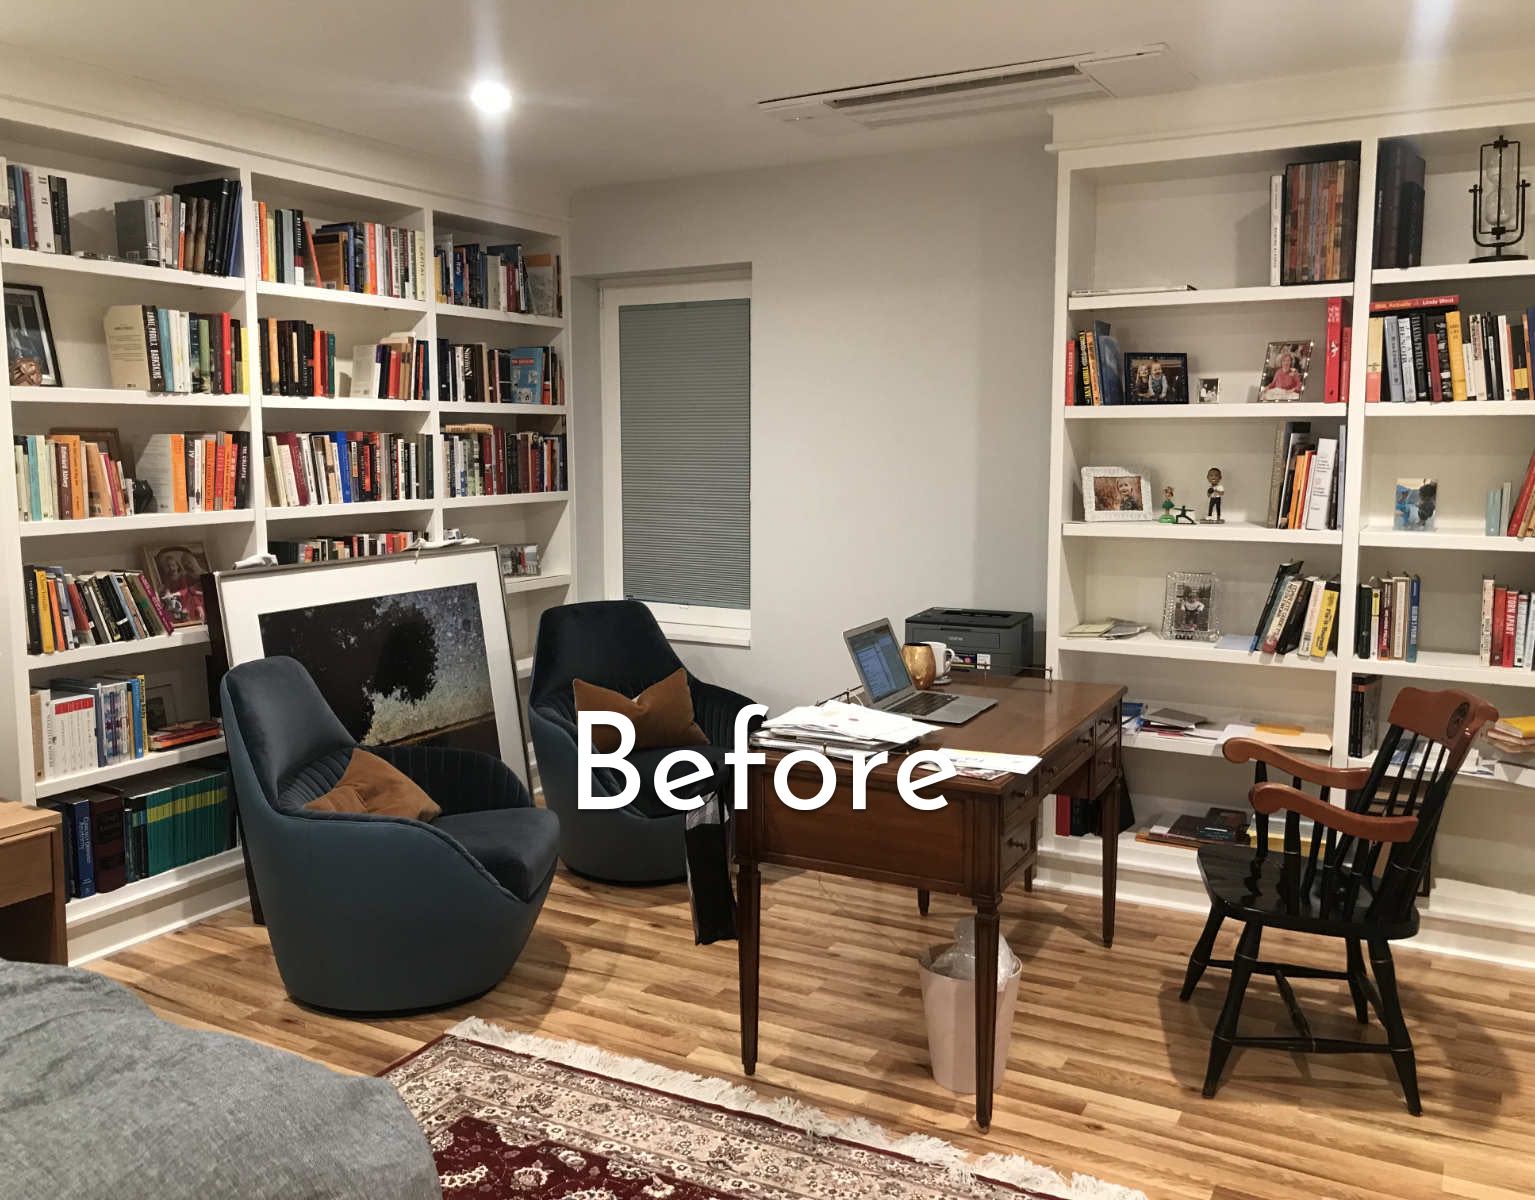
619,298 -> 751,609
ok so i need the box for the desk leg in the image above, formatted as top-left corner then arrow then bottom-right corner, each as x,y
738,859 -> 761,1076
917,888 -> 930,916
974,897 -> 1000,1133
1100,777 -> 1122,948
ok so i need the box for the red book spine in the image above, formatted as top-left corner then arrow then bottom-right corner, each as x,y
1055,795 -> 1071,837
1508,450 -> 1535,536
1324,297 -> 1343,402
1065,338 -> 1078,407
1504,588 -> 1520,667
1424,323 -> 1444,403
220,312 -> 233,395
1340,323 -> 1353,405
1493,586 -> 1508,665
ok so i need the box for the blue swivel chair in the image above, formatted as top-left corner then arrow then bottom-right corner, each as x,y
220,655 -> 558,1013
528,600 -> 759,884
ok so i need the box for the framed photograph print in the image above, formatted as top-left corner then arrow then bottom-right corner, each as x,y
1162,571 -> 1220,642
142,543 -> 212,628
214,545 -> 530,782
1124,352 -> 1189,404
5,283 -> 61,386
1258,339 -> 1314,402
1081,466 -> 1154,521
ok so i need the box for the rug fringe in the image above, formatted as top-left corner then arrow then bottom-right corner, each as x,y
445,1017 -> 1146,1200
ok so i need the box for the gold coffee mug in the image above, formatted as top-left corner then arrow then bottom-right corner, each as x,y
902,643 -> 937,690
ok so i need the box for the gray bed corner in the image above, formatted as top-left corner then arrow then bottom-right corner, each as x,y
0,960 -> 441,1200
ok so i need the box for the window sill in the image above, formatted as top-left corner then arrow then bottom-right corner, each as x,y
658,621 -> 751,648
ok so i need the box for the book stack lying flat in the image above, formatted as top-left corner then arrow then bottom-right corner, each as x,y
1251,561 -> 1341,660
442,425 -> 567,496
270,532 -> 418,564
1484,716 -> 1535,761
113,179 -> 242,275
1353,575 -> 1420,663
3,160 -> 70,252
1064,619 -> 1146,639
438,342 -> 564,405
1263,421 -> 1346,530
104,305 -> 246,393
1365,293 -> 1535,404
12,432 -> 134,520
23,566 -> 180,655
1478,577 -> 1535,669
1139,807 -> 1252,849
258,205 -> 425,300
263,432 -> 431,507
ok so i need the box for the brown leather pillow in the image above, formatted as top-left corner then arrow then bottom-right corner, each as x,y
573,668 -> 708,754
305,747 -> 442,821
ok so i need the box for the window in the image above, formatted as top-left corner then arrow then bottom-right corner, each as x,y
601,278 -> 751,645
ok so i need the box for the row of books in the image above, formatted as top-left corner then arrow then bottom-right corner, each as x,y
441,426 -> 568,497
1354,575 -> 1421,662
348,334 -> 430,401
1365,294 -> 1532,403
13,432 -> 133,521
1065,320 -> 1123,406
1480,577 -> 1535,669
1272,158 -> 1359,285
3,161 -> 70,252
1264,421 -> 1346,530
115,179 -> 243,277
257,206 -> 427,300
262,431 -> 431,508
269,532 -> 418,564
1491,451 -> 1535,538
435,240 -> 562,317
1373,141 -> 1426,270
103,305 -> 246,394
30,675 -> 219,780
1348,675 -> 1384,759
258,319 -> 338,398
24,566 -> 181,657
440,342 -> 563,406
42,763 -> 234,900
136,431 -> 252,513
1250,561 -> 1339,659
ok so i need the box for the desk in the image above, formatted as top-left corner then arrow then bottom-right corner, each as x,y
735,674 -> 1126,1131
0,800 -> 68,965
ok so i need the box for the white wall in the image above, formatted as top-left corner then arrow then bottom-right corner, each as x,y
571,137 -> 1056,710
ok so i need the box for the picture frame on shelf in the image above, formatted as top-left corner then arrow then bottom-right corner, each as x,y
1081,466 -> 1154,521
1125,352 -> 1190,404
1257,339 -> 1314,402
4,283 -> 62,386
1162,571 -> 1219,642
1394,478 -> 1438,531
142,543 -> 212,628
1198,377 -> 1220,404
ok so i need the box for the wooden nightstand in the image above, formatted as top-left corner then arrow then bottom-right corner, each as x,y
0,801 -> 68,965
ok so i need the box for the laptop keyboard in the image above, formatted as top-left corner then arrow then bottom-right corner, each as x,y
892,692 -> 952,717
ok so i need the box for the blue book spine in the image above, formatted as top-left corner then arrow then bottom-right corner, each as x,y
1407,575 -> 1421,663
26,434 -> 43,521
155,308 -> 173,390
336,434 -> 351,504
64,799 -> 95,898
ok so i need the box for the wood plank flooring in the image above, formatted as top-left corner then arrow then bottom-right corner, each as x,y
94,868 -> 1535,1200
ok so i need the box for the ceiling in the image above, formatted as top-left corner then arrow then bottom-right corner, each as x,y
4,0 -> 1533,200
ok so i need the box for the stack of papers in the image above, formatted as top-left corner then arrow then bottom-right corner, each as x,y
757,701 -> 938,754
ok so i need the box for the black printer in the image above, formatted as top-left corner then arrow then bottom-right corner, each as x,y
904,608 -> 1033,675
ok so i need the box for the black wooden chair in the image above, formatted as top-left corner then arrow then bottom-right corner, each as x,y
1180,686 -> 1497,1114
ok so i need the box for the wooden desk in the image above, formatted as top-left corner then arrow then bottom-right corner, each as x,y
0,800 -> 68,965
735,675 -> 1126,1131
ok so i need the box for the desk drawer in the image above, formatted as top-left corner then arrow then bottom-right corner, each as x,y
1036,724 -> 1095,796
0,833 -> 52,908
1001,796 -> 1039,879
1094,708 -> 1119,747
1091,737 -> 1121,798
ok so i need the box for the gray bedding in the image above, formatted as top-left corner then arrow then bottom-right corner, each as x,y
0,959 -> 440,1200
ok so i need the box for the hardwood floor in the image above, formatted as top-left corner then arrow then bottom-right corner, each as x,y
95,867 -> 1535,1200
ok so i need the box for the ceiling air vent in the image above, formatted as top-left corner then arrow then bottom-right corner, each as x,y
759,46 -> 1193,132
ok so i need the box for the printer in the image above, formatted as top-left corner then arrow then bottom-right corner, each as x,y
905,607 -> 1034,675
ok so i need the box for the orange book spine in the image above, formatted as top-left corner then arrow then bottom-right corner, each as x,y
222,432 -> 237,508
170,433 -> 188,513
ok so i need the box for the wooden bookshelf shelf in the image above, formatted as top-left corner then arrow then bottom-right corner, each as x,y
265,499 -> 436,521
442,402 -> 566,416
1064,402 -> 1339,421
65,847 -> 244,928
34,737 -> 228,801
504,572 -> 572,596
1062,521 -> 1341,545
255,279 -> 428,313
435,301 -> 565,329
27,627 -> 210,669
1067,281 -> 1353,312
1059,632 -> 1336,671
18,510 -> 253,537
260,395 -> 433,414
1,247 -> 245,292
440,491 -> 570,509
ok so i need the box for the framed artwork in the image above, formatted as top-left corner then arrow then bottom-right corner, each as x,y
1258,339 -> 1314,402
1124,352 -> 1189,404
214,546 -> 529,781
1082,466 -> 1154,521
1198,377 -> 1221,404
5,283 -> 61,386
1162,571 -> 1220,642
142,543 -> 212,628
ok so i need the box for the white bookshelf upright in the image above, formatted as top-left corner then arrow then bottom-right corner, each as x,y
1044,97 -> 1535,968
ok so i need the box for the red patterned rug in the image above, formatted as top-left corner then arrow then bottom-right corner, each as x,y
382,1017 -> 1144,1200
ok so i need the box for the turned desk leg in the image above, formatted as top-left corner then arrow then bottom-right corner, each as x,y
917,888 -> 930,915
1100,775 -> 1123,948
738,859 -> 761,1076
973,896 -> 1001,1133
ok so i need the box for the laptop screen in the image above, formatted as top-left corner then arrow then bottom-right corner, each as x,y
848,622 -> 912,703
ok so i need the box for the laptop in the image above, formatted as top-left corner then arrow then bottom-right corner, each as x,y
843,619 -> 996,725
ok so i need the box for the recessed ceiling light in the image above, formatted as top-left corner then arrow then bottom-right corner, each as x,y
470,80 -> 513,116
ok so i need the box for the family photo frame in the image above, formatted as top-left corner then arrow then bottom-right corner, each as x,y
1125,352 -> 1189,405
1081,466 -> 1154,521
5,283 -> 61,387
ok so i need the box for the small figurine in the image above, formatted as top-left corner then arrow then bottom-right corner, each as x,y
1175,504 -> 1197,524
1159,485 -> 1177,523
1204,467 -> 1225,524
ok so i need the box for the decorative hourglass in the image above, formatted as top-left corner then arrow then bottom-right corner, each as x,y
1469,135 -> 1530,262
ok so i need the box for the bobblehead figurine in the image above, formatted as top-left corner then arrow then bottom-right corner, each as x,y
1205,467 -> 1225,524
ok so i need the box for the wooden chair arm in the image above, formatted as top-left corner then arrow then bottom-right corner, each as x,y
1223,737 -> 1371,792
1250,782 -> 1418,844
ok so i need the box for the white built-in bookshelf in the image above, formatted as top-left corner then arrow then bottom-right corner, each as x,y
1045,98 -> 1535,967
0,105 -> 573,962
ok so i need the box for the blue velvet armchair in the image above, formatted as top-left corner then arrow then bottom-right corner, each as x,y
220,656 -> 558,1013
528,600 -> 759,884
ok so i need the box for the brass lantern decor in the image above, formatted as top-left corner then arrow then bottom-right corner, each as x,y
1470,134 -> 1530,262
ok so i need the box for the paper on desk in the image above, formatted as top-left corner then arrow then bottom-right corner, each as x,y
762,700 -> 939,747
934,748 -> 1042,778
